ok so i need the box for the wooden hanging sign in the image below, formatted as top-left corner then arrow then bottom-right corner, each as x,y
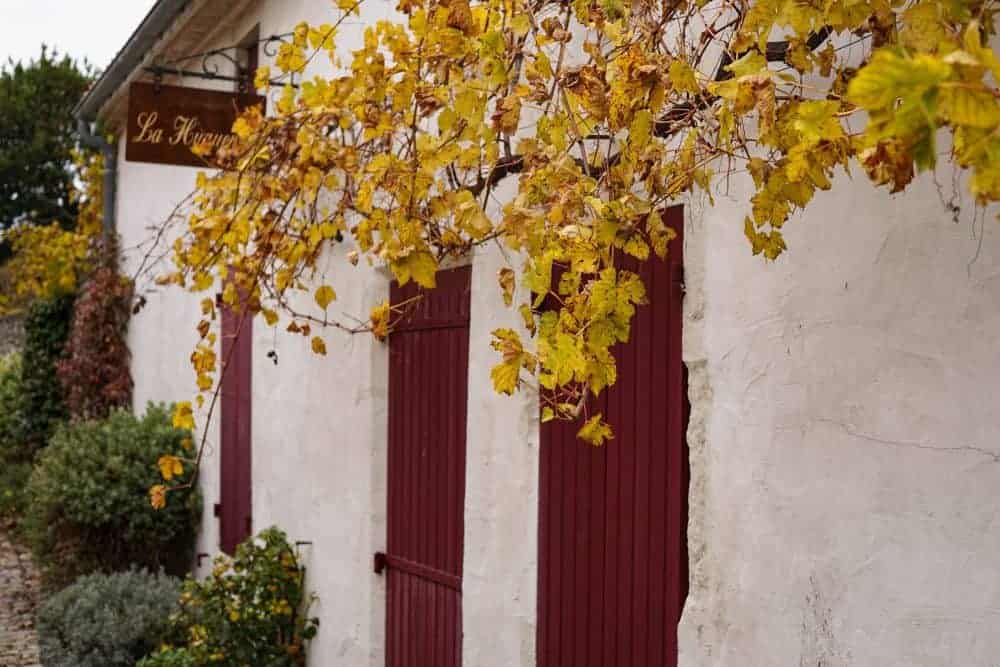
125,82 -> 264,167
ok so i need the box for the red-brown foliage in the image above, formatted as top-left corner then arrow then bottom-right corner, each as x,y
57,265 -> 133,420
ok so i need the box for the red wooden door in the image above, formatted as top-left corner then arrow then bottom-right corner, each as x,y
538,206 -> 688,667
219,301 -> 253,555
381,265 -> 471,667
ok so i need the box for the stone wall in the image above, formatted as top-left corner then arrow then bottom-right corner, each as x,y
679,168 -> 1000,666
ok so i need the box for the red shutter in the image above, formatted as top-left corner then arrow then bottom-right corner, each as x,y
537,205 -> 688,667
380,265 -> 471,667
217,34 -> 259,557
219,301 -> 253,555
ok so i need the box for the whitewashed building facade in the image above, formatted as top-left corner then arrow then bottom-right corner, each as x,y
75,1 -> 1000,665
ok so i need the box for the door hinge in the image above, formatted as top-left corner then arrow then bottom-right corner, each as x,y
374,551 -> 387,575
213,503 -> 222,517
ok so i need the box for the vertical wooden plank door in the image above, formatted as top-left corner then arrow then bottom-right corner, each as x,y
381,265 -> 471,667
538,206 -> 689,667
216,36 -> 259,557
219,301 -> 253,555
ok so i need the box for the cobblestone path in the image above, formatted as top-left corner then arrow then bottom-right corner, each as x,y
0,526 -> 41,667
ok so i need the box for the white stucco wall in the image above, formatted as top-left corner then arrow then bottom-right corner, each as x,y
464,241 -> 540,667
116,137 -> 226,566
679,168 -> 1000,666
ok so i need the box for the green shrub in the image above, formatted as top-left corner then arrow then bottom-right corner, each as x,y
162,527 -> 318,666
136,648 -> 195,667
37,568 -> 181,667
0,351 -> 23,456
0,461 -> 30,519
0,352 -> 30,521
19,292 -> 74,452
25,403 -> 201,585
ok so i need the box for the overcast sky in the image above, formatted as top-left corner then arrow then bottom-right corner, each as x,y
1,1 -> 158,71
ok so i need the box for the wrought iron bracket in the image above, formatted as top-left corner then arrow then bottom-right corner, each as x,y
145,32 -> 299,92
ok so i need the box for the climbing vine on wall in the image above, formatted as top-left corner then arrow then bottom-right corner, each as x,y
144,0 -> 1000,502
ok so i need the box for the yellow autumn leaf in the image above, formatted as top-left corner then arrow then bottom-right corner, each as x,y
498,267 -> 515,307
232,116 -> 254,140
172,402 -> 195,431
393,250 -> 437,288
847,50 -> 951,112
938,83 -> 1000,129
314,285 -> 337,310
253,66 -> 271,91
669,59 -> 700,94
311,336 -> 328,355
149,485 -> 167,510
490,361 -> 520,395
370,300 -> 391,341
158,455 -> 184,481
308,24 -> 337,50
577,414 -> 613,446
262,308 -> 279,326
490,328 -> 534,394
492,95 -> 522,135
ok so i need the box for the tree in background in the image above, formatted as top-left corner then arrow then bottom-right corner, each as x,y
0,48 -> 100,314
0,149 -> 103,312
0,46 -> 92,232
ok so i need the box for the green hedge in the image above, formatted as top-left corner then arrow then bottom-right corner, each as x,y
0,352 -> 28,519
25,403 -> 201,585
0,351 -> 23,456
19,292 -> 74,453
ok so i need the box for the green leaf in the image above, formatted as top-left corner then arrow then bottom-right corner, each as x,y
848,50 -> 952,111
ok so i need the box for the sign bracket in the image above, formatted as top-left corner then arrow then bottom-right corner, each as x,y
145,32 -> 299,93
